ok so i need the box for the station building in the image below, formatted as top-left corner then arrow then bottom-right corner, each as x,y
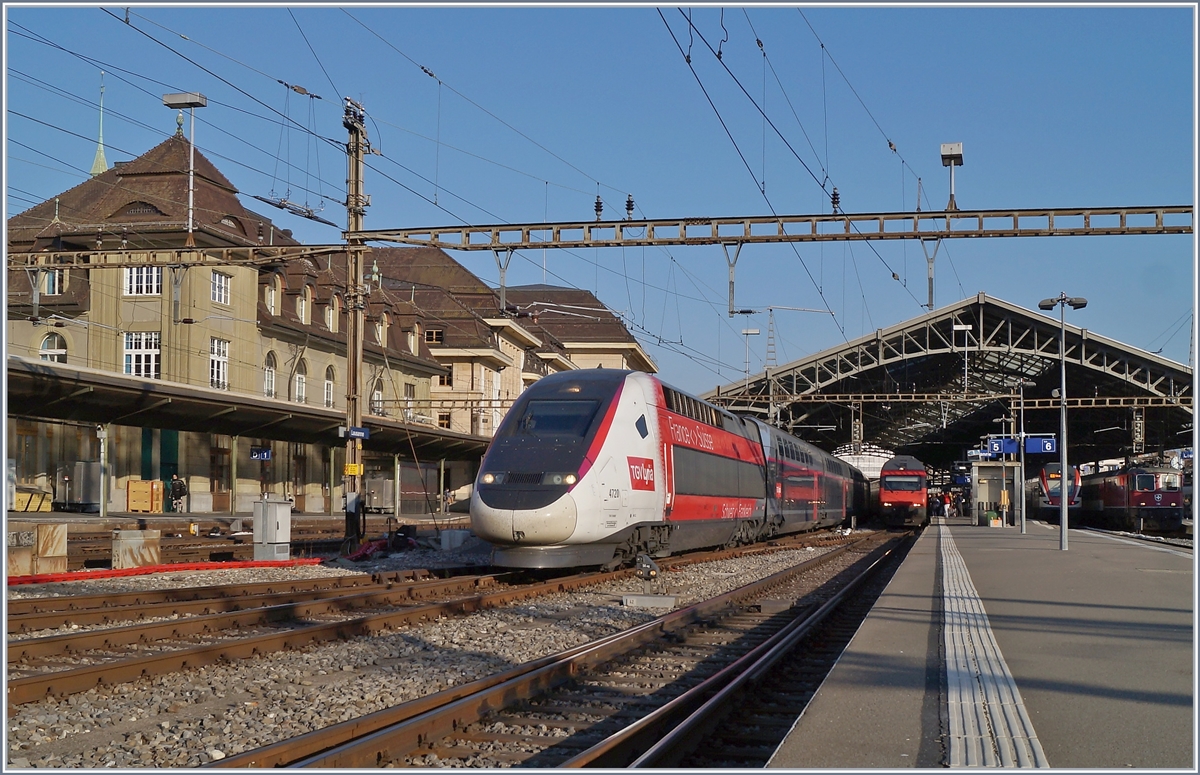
6,131 -> 653,515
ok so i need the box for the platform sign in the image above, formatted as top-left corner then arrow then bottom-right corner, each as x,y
344,463 -> 364,476
1027,437 -> 1057,454
988,438 -> 1019,455
1183,449 -> 1194,460
347,426 -> 370,440
250,446 -> 271,461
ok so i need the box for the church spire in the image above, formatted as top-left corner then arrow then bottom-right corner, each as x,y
89,71 -> 109,177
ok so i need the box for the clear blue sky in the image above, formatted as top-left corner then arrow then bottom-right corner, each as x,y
5,3 -> 1195,395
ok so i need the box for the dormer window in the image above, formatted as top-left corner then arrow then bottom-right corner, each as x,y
120,201 -> 165,217
425,329 -> 444,344
376,313 -> 389,345
265,277 -> 279,315
297,287 -> 311,324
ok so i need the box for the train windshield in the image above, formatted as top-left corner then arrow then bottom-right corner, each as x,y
1134,474 -> 1156,492
882,475 -> 924,491
504,399 -> 600,437
1161,474 -> 1180,491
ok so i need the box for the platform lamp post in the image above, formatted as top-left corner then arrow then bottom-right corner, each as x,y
1015,378 -> 1037,535
1038,293 -> 1087,550
163,92 -> 207,248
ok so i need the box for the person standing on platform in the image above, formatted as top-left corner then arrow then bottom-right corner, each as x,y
169,474 -> 188,513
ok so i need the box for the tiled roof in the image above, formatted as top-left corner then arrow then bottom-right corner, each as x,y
505,285 -> 638,344
7,134 -> 297,250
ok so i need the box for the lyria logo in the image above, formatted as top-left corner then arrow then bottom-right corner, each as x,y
627,457 -> 655,490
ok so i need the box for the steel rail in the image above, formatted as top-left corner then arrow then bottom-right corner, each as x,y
205,536 -> 852,767
6,573 -> 498,641
270,538 -> 868,768
5,567 -> 635,711
625,535 -> 908,767
5,568 -> 461,617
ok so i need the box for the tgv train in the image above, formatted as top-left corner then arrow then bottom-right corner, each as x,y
1023,463 -> 1081,523
470,369 -> 870,568
872,456 -> 929,528
1079,464 -> 1185,532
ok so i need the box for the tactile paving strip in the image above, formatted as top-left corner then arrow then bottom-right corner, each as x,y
940,521 -> 1049,768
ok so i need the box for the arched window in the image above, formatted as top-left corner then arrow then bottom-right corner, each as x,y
375,313 -> 388,345
324,365 -> 336,408
370,380 -> 385,416
264,352 -> 277,398
39,333 -> 67,363
294,359 -> 308,404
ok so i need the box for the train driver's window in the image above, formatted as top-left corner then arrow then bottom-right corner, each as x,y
513,400 -> 600,437
1134,474 -> 1156,491
1161,474 -> 1180,491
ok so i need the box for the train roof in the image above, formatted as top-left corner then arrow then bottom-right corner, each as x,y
881,455 -> 926,473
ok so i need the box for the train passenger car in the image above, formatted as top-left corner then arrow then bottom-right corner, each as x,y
470,369 -> 868,568
873,456 -> 928,527
1022,463 -> 1081,523
1079,465 -> 1185,532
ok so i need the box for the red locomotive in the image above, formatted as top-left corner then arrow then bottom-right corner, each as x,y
1079,464 -> 1184,533
873,455 -> 929,528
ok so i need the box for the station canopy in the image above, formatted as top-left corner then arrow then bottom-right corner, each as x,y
703,293 -> 1193,473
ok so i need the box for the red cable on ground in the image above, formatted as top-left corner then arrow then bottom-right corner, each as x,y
7,556 -> 334,586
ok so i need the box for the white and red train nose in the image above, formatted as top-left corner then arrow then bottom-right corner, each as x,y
470,489 -> 578,545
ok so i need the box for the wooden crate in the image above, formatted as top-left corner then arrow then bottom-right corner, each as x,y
126,480 -> 164,513
12,491 -> 51,512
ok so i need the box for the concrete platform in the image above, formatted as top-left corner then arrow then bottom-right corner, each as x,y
768,518 -> 1194,769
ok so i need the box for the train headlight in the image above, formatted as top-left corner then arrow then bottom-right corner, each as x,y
542,472 -> 578,485
481,472 -> 504,485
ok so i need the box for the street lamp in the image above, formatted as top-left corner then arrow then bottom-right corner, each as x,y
163,92 -> 207,247
1015,378 -> 1037,534
741,329 -> 760,390
953,323 -> 971,393
941,142 -> 963,210
1038,292 -> 1088,550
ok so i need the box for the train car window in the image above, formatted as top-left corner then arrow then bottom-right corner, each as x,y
506,400 -> 600,437
882,475 -> 924,491
674,446 -> 765,498
1161,474 -> 1180,491
1134,474 -> 1156,491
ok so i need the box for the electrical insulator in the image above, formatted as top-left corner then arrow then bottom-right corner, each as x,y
830,187 -> 840,214
625,194 -> 634,220
595,195 -> 603,222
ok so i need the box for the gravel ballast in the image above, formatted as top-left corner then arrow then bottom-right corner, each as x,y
7,535 -> 860,768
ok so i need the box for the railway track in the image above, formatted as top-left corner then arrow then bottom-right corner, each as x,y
8,532 -> 847,715
203,530 -> 909,768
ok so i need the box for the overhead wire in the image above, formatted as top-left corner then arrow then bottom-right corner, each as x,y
5,45 -> 344,206
12,11 -> 753,376
676,10 -> 926,314
660,9 -> 845,338
796,9 -> 967,303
